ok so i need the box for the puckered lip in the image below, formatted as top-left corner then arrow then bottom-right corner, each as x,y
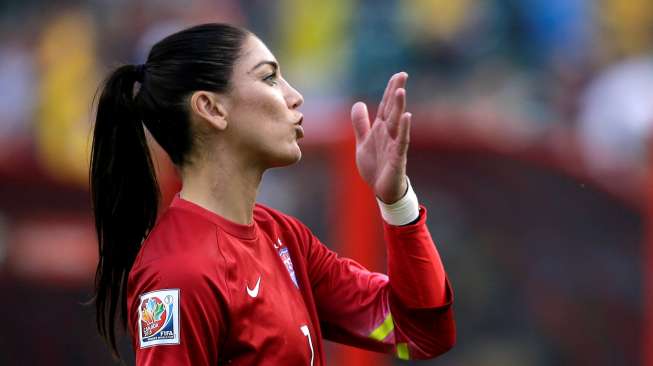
294,115 -> 304,139
295,125 -> 304,139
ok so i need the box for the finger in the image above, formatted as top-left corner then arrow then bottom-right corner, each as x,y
387,88 -> 406,137
383,72 -> 408,120
351,101 -> 371,143
378,73 -> 398,120
397,112 -> 411,155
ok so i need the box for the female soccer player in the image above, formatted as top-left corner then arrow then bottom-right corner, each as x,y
91,23 -> 454,365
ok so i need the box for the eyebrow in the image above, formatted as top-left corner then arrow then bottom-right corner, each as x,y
249,60 -> 278,73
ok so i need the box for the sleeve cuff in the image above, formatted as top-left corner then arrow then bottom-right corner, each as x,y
376,177 -> 420,226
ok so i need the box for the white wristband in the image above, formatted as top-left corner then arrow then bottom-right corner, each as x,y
376,177 -> 420,226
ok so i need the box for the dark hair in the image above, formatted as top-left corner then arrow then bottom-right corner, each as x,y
90,23 -> 249,357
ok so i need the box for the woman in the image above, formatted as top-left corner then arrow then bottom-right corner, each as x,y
91,23 -> 454,365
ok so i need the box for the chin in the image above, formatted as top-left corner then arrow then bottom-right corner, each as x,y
268,145 -> 302,168
284,147 -> 302,165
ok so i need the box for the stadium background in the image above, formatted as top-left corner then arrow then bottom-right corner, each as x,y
0,0 -> 650,365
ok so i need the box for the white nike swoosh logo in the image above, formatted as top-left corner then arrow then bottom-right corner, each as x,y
247,276 -> 261,298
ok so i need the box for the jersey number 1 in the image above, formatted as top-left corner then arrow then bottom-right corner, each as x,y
300,325 -> 314,366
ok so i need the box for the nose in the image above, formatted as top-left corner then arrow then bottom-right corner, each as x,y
284,80 -> 304,110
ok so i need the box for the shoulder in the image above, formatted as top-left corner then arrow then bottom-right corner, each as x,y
141,207 -> 216,253
132,207 -> 221,276
127,208 -> 226,303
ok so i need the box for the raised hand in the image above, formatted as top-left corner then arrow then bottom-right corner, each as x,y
351,72 -> 412,204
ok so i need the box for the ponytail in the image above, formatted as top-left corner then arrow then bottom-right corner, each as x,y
90,64 -> 159,357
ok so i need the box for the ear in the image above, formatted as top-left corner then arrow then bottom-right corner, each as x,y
189,91 -> 228,131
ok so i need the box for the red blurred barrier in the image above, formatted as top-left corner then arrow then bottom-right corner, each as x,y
327,130 -> 388,366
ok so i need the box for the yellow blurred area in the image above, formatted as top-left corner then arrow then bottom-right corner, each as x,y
400,0 -> 473,41
278,0 -> 352,87
598,0 -> 653,60
35,10 -> 98,186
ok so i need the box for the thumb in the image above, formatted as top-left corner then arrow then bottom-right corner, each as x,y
351,101 -> 370,143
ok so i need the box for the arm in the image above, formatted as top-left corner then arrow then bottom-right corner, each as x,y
378,179 -> 448,309
306,72 -> 455,359
129,255 -> 227,365
383,202 -> 456,359
352,72 -> 454,314
306,198 -> 454,360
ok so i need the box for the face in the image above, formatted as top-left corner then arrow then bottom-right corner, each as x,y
220,35 -> 304,169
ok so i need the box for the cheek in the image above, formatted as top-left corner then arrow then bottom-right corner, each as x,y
227,87 -> 295,157
259,92 -> 288,121
234,91 -> 286,127
229,111 -> 278,153
247,99 -> 289,138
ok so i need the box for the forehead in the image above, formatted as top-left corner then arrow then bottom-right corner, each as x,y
237,35 -> 277,72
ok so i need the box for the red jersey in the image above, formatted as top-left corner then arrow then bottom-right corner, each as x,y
127,196 -> 455,365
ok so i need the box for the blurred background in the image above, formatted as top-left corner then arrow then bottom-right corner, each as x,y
0,0 -> 650,365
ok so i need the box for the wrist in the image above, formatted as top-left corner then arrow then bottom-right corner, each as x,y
378,178 -> 409,204
376,177 -> 420,226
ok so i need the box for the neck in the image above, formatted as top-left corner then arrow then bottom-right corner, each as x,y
179,155 -> 263,225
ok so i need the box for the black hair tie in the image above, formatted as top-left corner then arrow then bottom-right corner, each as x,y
134,64 -> 147,83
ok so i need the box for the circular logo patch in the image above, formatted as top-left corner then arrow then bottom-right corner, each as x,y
140,296 -> 168,337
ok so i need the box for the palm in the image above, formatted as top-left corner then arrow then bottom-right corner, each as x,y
351,73 -> 411,203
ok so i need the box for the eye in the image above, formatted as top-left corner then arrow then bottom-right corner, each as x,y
263,72 -> 278,85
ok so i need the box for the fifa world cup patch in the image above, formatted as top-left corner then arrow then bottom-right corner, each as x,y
138,289 -> 180,348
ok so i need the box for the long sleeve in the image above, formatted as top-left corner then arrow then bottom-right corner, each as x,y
305,206 -> 455,361
128,253 -> 228,366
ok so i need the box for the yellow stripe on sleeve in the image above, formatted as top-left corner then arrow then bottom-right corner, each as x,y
369,313 -> 394,341
396,342 -> 410,360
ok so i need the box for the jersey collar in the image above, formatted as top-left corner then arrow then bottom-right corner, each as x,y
171,195 -> 258,240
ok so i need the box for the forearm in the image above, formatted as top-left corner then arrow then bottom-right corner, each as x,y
378,179 -> 449,308
378,185 -> 455,360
